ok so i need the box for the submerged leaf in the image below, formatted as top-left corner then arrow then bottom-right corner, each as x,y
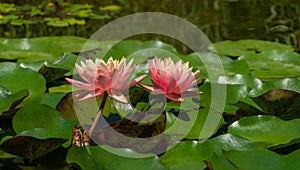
251,90 -> 300,118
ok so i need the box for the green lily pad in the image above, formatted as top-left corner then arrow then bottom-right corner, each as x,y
0,89 -> 29,113
160,134 -> 264,170
32,36 -> 103,53
19,61 -> 45,72
160,141 -> 213,169
216,74 -> 262,89
12,103 -> 76,139
99,5 -> 122,11
77,9 -> 94,18
66,146 -> 167,170
198,80 -> 251,114
225,149 -> 300,170
10,19 -> 25,26
215,74 -> 264,113
36,92 -> 66,108
49,84 -> 73,93
139,40 -> 179,55
205,134 -> 266,170
64,4 -> 93,13
88,14 -> 110,20
39,66 -> 69,86
249,78 -> 300,97
0,62 -> 46,105
212,39 -> 294,57
228,115 -> 300,147
66,147 -> 98,169
210,134 -> 266,153
0,3 -> 17,13
46,18 -> 69,27
0,149 -> 16,158
207,153 -> 237,170
10,19 -> 37,26
29,7 -> 44,16
181,53 -> 249,79
38,54 -> 81,84
97,40 -> 144,61
162,95 -> 212,140
185,107 -> 224,139
239,50 -> 300,79
96,40 -> 180,63
63,18 -> 85,25
0,14 -> 19,24
0,38 -> 63,63
45,53 -> 78,71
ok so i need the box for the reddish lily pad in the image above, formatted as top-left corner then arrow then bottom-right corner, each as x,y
0,136 -> 66,159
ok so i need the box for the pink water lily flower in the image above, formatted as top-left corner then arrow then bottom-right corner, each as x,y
66,57 -> 146,103
139,57 -> 202,102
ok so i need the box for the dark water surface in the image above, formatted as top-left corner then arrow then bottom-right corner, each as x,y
1,0 -> 300,51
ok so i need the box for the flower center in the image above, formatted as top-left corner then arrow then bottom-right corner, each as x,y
96,74 -> 112,91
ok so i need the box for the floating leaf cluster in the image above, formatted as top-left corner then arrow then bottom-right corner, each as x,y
0,2 -> 120,27
0,37 -> 300,169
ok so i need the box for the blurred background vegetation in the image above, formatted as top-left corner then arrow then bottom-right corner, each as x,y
0,0 -> 299,52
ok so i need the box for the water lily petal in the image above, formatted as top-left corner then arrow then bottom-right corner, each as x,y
67,58 -> 140,102
65,78 -> 94,90
110,89 -> 128,103
128,74 -> 147,89
142,57 -> 202,102
166,93 -> 184,102
138,83 -> 154,92
77,90 -> 104,101
182,91 -> 203,96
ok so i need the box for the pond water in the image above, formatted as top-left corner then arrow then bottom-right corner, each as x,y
1,0 -> 299,51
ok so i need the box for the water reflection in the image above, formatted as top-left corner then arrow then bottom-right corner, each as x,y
1,0 -> 299,51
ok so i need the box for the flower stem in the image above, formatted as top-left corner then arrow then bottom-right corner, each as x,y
89,92 -> 108,136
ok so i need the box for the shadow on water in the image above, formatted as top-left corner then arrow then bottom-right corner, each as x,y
1,0 -> 300,51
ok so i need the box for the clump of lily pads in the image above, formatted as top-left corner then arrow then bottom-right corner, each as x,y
0,2 -> 121,27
